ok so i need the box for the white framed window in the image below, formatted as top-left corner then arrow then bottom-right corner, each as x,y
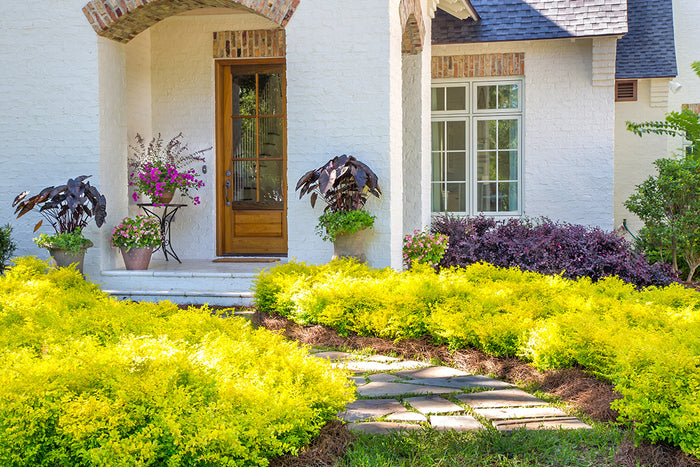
431,79 -> 523,215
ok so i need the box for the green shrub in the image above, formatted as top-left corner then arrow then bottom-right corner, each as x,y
255,260 -> 700,458
0,257 -> 354,466
0,224 -> 16,273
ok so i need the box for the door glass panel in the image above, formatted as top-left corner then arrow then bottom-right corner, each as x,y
447,121 -> 466,150
432,183 -> 445,212
477,182 -> 497,212
447,152 -> 466,181
259,73 -> 284,115
499,151 -> 518,181
259,160 -> 284,209
432,152 -> 444,182
232,160 -> 257,204
232,75 -> 256,116
259,117 -> 283,158
498,119 -> 518,149
432,121 -> 445,151
446,87 -> 466,111
477,151 -> 496,181
431,87 -> 445,111
446,183 -> 466,212
232,117 -> 256,159
477,120 -> 497,150
499,182 -> 518,211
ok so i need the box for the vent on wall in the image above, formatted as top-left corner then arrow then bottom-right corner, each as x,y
615,80 -> 637,102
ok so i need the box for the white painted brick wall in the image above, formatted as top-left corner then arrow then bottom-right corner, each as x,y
434,39 -> 616,229
0,0 -> 102,269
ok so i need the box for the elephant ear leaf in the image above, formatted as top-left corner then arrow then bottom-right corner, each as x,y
33,220 -> 43,232
310,192 -> 318,209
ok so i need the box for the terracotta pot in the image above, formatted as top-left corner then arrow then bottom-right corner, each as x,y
332,229 -> 368,263
120,246 -> 154,270
48,246 -> 90,274
151,189 -> 175,205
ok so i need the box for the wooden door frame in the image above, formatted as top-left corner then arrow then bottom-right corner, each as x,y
215,58 -> 288,256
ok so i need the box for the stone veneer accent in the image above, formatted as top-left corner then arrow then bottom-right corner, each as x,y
683,103 -> 700,114
431,53 -> 524,79
400,0 -> 425,55
83,0 -> 300,43
214,29 -> 285,58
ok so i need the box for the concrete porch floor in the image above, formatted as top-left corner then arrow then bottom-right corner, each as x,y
98,257 -> 287,306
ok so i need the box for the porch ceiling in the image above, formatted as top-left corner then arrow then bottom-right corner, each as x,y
83,0 -> 299,43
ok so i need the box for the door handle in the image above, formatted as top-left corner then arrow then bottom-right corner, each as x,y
225,180 -> 231,206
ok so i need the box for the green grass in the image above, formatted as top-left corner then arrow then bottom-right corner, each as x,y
340,425 -> 624,467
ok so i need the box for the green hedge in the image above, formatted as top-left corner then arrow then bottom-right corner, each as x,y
0,257 -> 353,466
254,260 -> 700,458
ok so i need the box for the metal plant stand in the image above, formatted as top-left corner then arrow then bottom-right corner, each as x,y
137,203 -> 187,263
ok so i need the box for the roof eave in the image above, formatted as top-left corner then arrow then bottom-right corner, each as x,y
438,0 -> 480,21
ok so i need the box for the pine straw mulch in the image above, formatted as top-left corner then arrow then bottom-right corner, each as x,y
258,312 -> 700,467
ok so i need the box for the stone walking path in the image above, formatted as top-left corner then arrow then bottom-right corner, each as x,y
311,350 -> 592,435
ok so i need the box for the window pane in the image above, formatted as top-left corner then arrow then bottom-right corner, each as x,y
498,151 -> 518,181
233,160 -> 256,203
498,119 -> 518,150
477,182 -> 497,212
446,87 -> 466,111
432,152 -> 444,182
258,73 -> 284,115
431,87 -> 445,111
477,120 -> 497,150
476,85 -> 497,110
259,117 -> 283,158
259,160 -> 284,208
232,117 -> 256,159
447,121 -> 466,150
477,151 -> 496,181
498,182 -> 518,211
447,152 -> 466,181
232,75 -> 256,116
446,183 -> 466,212
432,183 -> 444,212
432,121 -> 445,151
498,84 -> 519,109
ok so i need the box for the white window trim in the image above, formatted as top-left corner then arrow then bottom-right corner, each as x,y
431,77 -> 524,217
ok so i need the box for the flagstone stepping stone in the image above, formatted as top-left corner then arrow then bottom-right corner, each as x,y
349,376 -> 367,386
336,361 -> 396,372
348,422 -> 423,434
405,395 -> 464,415
339,399 -> 406,423
474,406 -> 568,420
386,411 -> 428,423
455,389 -> 549,408
493,417 -> 592,431
410,375 -> 514,390
357,381 -> 456,397
366,355 -> 401,363
395,366 -> 468,379
384,360 -> 432,370
430,415 -> 484,432
367,373 -> 400,382
313,351 -> 352,361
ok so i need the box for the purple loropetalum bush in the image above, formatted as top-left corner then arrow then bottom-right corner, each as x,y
403,229 -> 449,269
431,215 -> 677,288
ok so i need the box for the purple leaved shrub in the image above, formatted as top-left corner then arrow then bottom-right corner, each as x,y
431,215 -> 677,288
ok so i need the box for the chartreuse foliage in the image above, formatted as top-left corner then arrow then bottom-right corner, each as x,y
0,257 -> 353,467
255,260 -> 700,458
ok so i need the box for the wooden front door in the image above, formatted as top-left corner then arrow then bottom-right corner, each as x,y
216,60 -> 287,255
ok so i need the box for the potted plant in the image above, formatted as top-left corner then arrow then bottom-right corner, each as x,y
129,133 -> 210,205
110,214 -> 162,270
12,175 -> 107,273
296,154 -> 381,262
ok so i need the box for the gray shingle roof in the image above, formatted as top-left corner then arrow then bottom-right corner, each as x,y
432,0 -> 628,44
615,0 -> 677,79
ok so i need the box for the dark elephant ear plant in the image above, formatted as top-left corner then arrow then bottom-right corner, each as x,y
12,175 -> 106,271
296,155 -> 381,261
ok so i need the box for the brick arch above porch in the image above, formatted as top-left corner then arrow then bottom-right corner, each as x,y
400,0 -> 425,55
83,0 -> 301,43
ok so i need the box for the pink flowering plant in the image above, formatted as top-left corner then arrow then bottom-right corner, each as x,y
129,133 -> 210,206
403,229 -> 449,269
110,215 -> 162,252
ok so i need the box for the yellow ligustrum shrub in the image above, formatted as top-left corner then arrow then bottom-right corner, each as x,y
255,260 -> 700,458
0,257 -> 353,466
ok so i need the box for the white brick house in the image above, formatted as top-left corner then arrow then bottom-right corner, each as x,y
0,0 -> 689,303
